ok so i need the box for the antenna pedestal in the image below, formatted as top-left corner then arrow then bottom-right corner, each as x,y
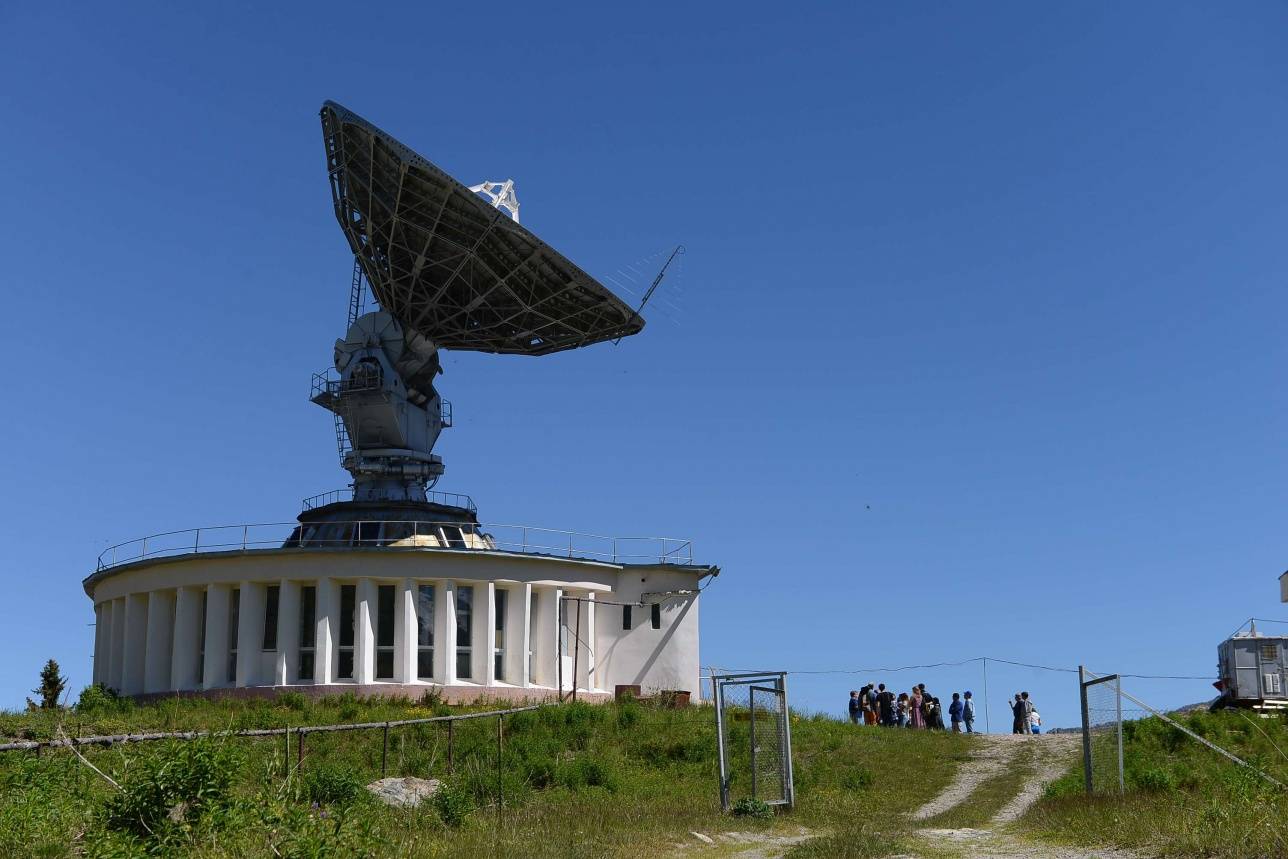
311,311 -> 449,505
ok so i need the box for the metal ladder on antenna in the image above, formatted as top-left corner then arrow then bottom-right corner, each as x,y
331,411 -> 351,463
347,257 -> 366,329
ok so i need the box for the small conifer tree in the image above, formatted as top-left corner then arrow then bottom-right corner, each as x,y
33,658 -> 67,710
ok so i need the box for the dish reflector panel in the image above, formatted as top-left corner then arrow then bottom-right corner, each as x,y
321,101 -> 644,355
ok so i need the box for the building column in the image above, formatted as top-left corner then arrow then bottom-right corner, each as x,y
437,580 -> 456,684
202,585 -> 231,690
92,603 -> 107,686
396,578 -> 416,683
581,592 -> 597,692
109,598 -> 126,692
171,586 -> 202,691
355,579 -> 376,685
235,582 -> 265,687
507,583 -> 529,687
121,593 -> 148,695
143,590 -> 175,694
529,587 -> 552,688
316,578 -> 336,684
276,580 -> 300,685
481,581 -> 497,686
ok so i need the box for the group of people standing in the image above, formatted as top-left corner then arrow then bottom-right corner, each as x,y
847,683 -> 977,732
1011,691 -> 1041,734
847,684 -> 1043,734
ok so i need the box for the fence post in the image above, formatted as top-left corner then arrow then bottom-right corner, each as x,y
1079,665 -> 1092,794
496,715 -> 504,831
297,728 -> 305,770
382,722 -> 389,778
447,720 -> 454,774
749,690 -> 758,801
1115,676 -> 1124,794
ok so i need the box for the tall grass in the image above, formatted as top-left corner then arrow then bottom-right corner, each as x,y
0,692 -> 971,857
1025,709 -> 1288,857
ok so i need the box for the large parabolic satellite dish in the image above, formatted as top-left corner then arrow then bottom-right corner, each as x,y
314,102 -> 647,506
321,100 -> 644,356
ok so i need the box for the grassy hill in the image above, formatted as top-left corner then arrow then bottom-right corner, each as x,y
0,688 -> 970,858
1024,708 -> 1288,858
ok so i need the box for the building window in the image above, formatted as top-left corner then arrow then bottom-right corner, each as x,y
298,586 -> 316,681
376,585 -> 395,680
1261,643 -> 1279,661
622,605 -> 632,630
198,589 -> 208,684
441,526 -> 466,549
651,603 -> 661,630
227,588 -> 241,683
494,589 -> 507,682
456,585 -> 473,679
338,584 -> 355,679
416,585 -> 435,680
262,585 -> 280,651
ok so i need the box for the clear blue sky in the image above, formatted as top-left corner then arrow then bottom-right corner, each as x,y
2,2 -> 1286,730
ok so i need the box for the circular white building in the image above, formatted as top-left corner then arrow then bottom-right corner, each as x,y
84,101 -> 717,704
86,495 -> 714,703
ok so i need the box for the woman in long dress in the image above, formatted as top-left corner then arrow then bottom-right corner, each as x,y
909,688 -> 925,729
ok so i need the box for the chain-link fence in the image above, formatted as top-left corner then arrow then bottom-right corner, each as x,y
712,672 -> 794,811
1078,666 -> 1275,796
1080,668 -> 1124,794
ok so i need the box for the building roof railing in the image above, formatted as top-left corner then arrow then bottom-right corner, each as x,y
93,520 -> 695,574
300,489 -> 477,513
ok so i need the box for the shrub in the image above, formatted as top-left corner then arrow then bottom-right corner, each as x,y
556,754 -> 618,792
102,740 -> 240,843
615,698 -> 642,730
331,692 -> 361,721
277,691 -> 308,712
74,683 -> 131,716
731,797 -> 774,819
841,767 -> 875,791
432,780 -> 473,827
300,764 -> 366,807
1131,766 -> 1176,793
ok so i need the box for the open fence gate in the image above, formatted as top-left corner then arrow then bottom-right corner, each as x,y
712,672 -> 795,811
1079,666 -> 1125,795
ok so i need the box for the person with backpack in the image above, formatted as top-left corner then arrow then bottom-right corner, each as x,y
865,684 -> 881,726
948,692 -> 964,732
962,690 -> 976,733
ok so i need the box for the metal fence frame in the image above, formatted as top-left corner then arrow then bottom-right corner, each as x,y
1079,665 -> 1124,795
712,671 -> 795,812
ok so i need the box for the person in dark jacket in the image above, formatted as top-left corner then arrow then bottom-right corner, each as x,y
1011,693 -> 1026,734
948,692 -> 964,732
877,683 -> 895,726
962,691 -> 976,733
848,690 -> 861,724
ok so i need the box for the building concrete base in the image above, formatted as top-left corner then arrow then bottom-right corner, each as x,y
131,684 -> 614,707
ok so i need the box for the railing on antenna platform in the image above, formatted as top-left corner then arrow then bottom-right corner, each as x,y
96,521 -> 694,573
